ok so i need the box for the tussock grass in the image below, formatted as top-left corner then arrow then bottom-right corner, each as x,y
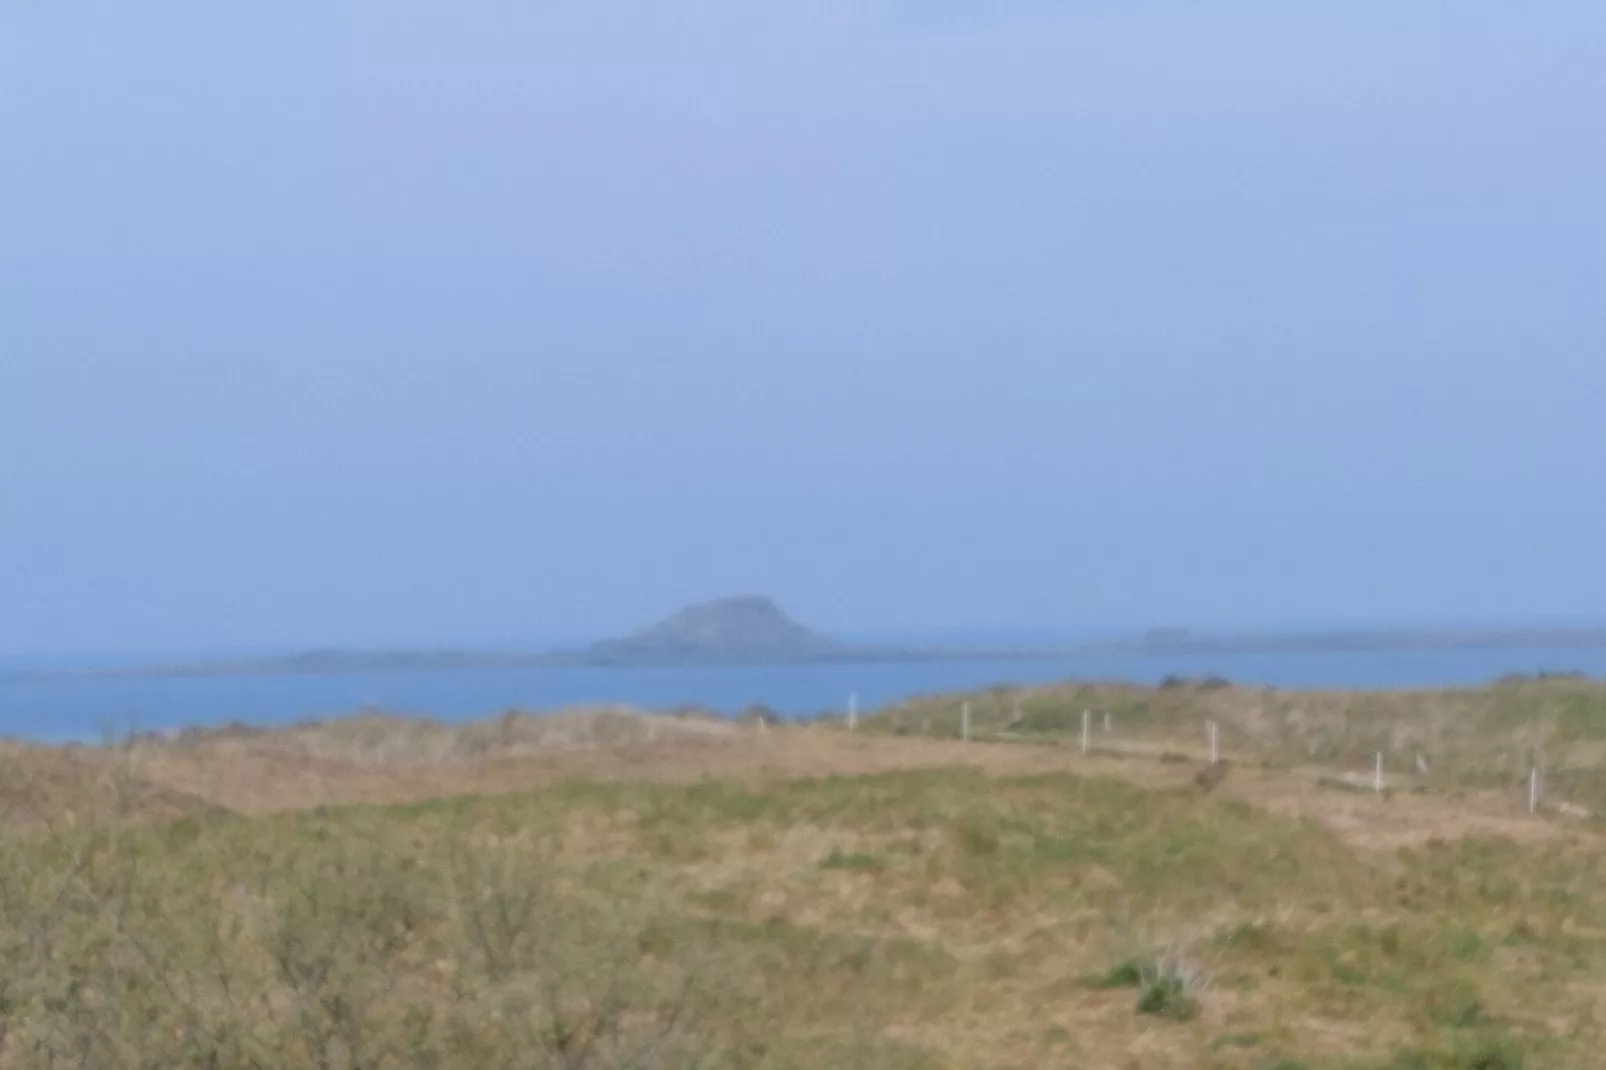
0,742 -> 221,827
3,752 -> 1602,1068
9,680 -> 1606,1067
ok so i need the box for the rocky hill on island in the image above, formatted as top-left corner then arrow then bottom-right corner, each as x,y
583,595 -> 848,665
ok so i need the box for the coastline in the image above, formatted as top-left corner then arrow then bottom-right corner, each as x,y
10,625 -> 1606,683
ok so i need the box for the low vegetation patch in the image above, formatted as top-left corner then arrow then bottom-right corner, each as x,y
872,676 -> 1606,810
1136,972 -> 1201,1022
4,711 -> 1606,1067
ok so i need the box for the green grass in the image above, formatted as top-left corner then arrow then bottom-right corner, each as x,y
870,676 -> 1606,811
1137,974 -> 1201,1021
1,760 -> 1602,1067
1086,957 -> 1147,989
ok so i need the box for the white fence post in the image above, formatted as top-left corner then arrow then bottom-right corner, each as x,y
1374,751 -> 1383,794
1530,767 -> 1542,814
1207,721 -> 1219,764
1081,709 -> 1090,754
961,702 -> 971,742
1103,712 -> 1111,733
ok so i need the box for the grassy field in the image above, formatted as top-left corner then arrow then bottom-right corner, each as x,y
4,681 -> 1606,1068
876,675 -> 1606,809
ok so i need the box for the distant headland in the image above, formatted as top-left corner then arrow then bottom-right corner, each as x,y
9,597 -> 1606,681
9,597 -> 929,680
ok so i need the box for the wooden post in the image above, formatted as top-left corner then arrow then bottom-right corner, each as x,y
1208,721 -> 1219,764
847,693 -> 858,732
1081,709 -> 1091,754
1530,767 -> 1541,814
1374,752 -> 1383,794
961,702 -> 971,742
1103,712 -> 1111,733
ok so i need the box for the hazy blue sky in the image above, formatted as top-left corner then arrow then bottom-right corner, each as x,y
4,1 -> 1605,654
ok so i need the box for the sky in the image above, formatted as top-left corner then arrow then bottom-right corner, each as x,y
3,1 -> 1606,656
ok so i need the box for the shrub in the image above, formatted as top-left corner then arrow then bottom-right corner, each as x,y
1134,948 -> 1210,1023
1085,957 -> 1147,990
1137,974 -> 1200,1021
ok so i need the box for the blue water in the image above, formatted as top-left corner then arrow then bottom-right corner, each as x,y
4,646 -> 1606,742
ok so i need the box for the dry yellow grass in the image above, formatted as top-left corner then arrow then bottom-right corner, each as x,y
4,681 -> 1604,1068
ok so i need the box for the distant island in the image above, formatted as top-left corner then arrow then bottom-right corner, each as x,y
1106,626 -> 1606,656
9,597 -> 1606,681
577,595 -> 855,665
13,597 -> 927,680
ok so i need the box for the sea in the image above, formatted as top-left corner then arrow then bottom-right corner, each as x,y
4,645 -> 1606,743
